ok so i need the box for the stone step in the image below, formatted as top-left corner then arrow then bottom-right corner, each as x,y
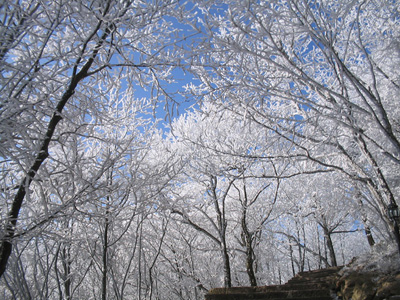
296,266 -> 342,278
206,294 -> 332,300
217,283 -> 330,293
266,298 -> 332,300
286,267 -> 341,287
205,267 -> 343,300
266,297 -> 332,300
286,279 -> 333,286
287,277 -> 334,283
284,283 -> 331,290
288,277 -> 334,283
289,274 -> 337,281
206,288 -> 331,300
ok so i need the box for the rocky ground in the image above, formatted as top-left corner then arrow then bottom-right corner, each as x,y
335,242 -> 400,300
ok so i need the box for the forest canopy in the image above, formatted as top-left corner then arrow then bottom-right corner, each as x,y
0,0 -> 399,299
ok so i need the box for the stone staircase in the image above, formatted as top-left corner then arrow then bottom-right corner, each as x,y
205,266 -> 342,300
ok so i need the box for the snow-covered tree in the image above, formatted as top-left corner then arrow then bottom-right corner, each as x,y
1,0 -> 399,297
0,0 -> 190,277
187,0 -> 400,250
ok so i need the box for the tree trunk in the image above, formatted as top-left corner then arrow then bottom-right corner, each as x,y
210,175 -> 233,288
289,243 -> 296,277
365,226 -> 375,247
245,245 -> 257,287
0,86 -> 74,278
101,212 -> 110,300
61,245 -> 72,300
0,1 -> 119,276
391,220 -> 400,257
357,195 -> 376,247
241,206 -> 257,286
322,226 -> 337,267
221,238 -> 232,288
0,27 -> 108,277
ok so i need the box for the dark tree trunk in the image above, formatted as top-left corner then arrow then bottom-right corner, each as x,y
357,195 -> 376,247
0,34 -> 106,278
0,86 -> 75,278
241,207 -> 257,286
322,226 -> 337,267
289,243 -> 296,277
245,245 -> 257,287
0,4 -> 116,277
210,175 -> 233,288
61,246 -> 72,300
221,241 -> 232,288
365,226 -> 375,247
392,220 -> 400,256
101,213 -> 109,300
